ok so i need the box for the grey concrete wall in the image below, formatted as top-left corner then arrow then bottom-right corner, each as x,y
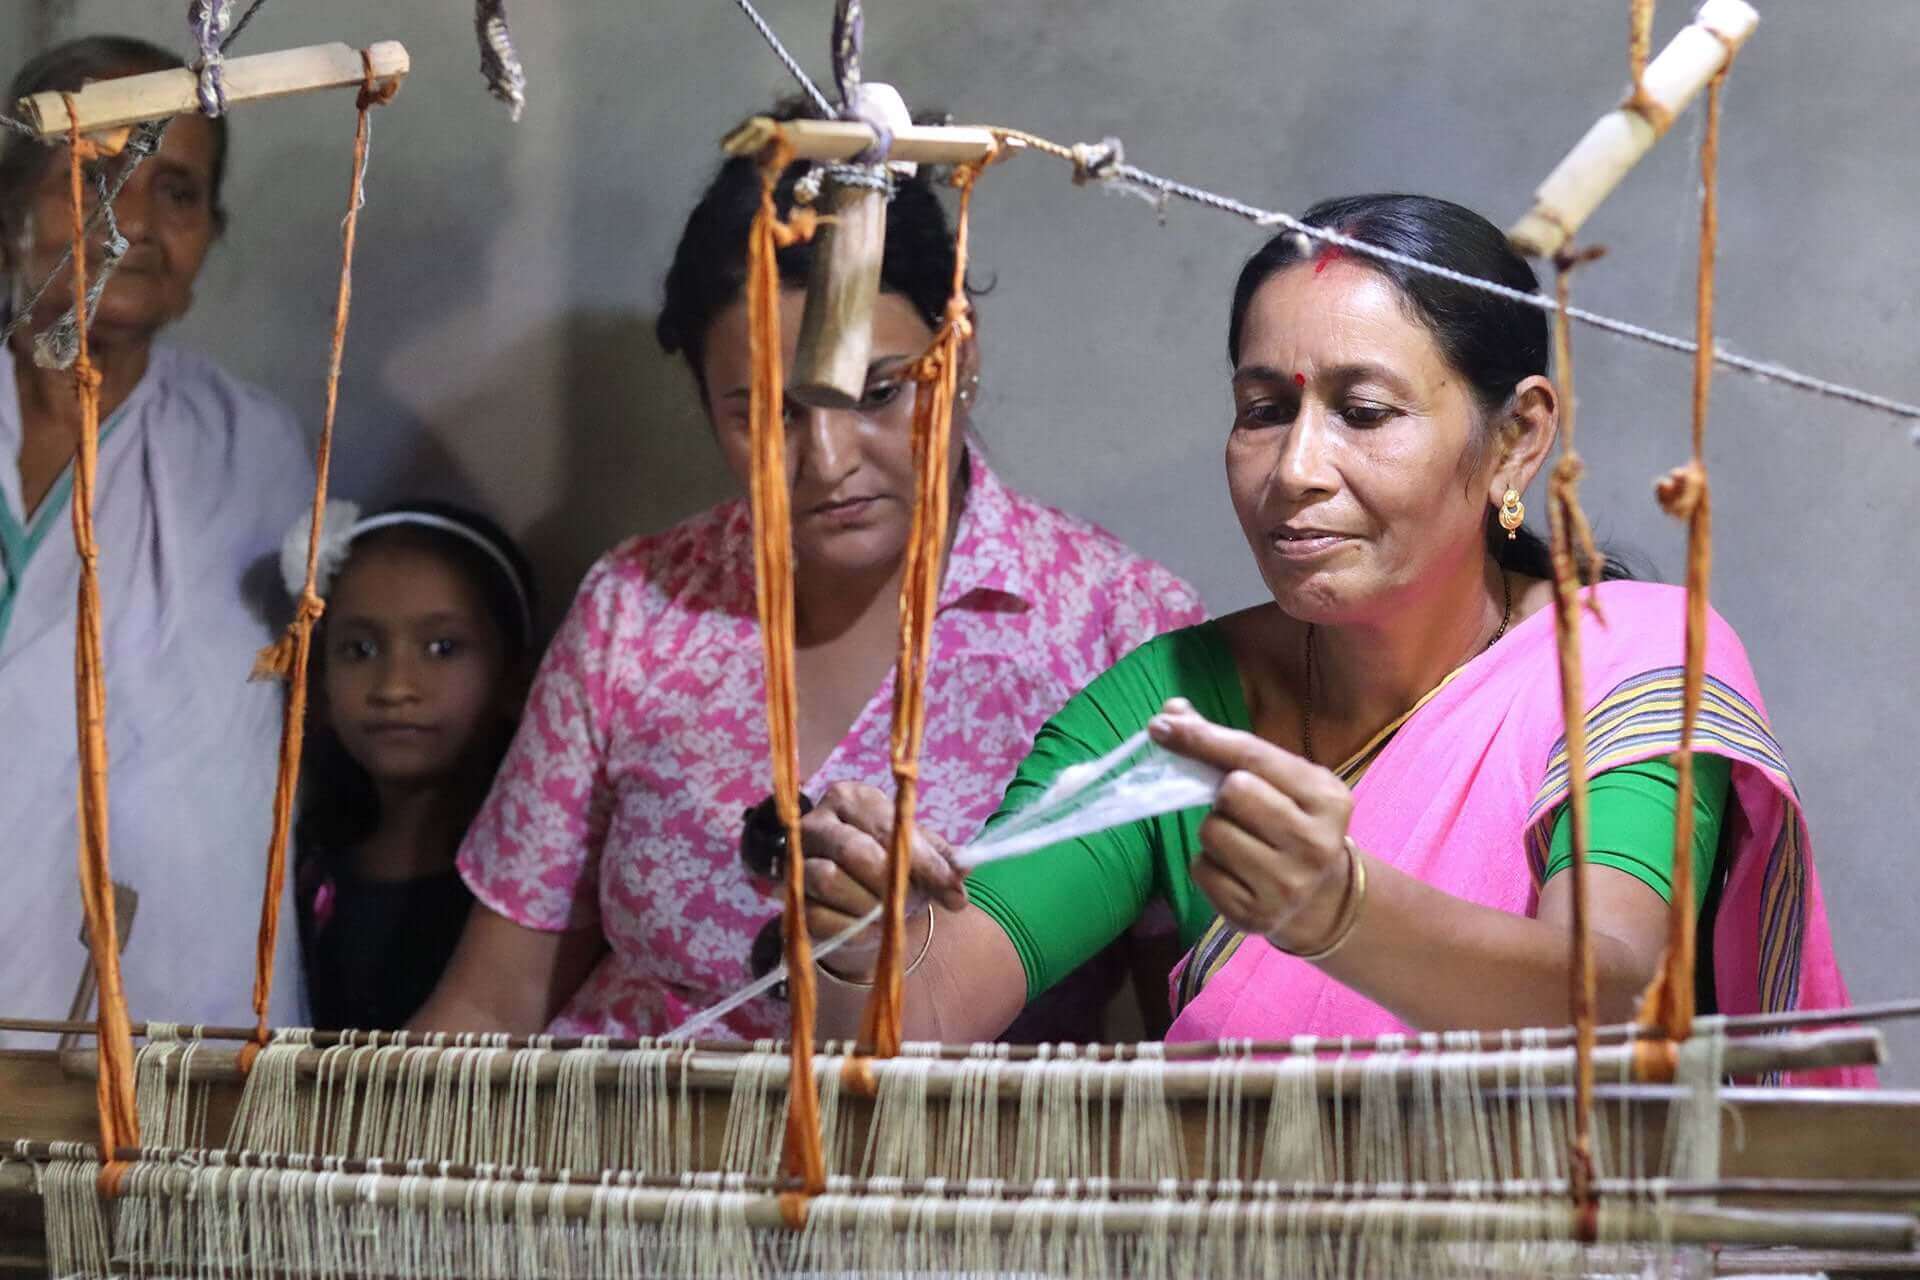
21,2 -> 1918,1078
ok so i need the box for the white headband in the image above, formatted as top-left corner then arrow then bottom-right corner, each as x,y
279,500 -> 534,647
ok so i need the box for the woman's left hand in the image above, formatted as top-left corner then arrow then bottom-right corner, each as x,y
1146,697 -> 1357,953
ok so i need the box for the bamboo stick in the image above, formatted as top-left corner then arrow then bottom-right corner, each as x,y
790,175 -> 889,408
0,1156 -> 1909,1251
9,995 -> 1917,1057
723,116 -> 1000,165
9,1141 -> 1917,1209
48,1026 -> 1885,1097
1507,0 -> 1758,258
15,41 -> 411,137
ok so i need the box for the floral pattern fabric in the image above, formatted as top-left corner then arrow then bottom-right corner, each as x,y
459,451 -> 1206,1039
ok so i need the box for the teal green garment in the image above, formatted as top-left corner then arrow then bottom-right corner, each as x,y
1541,753 -> 1730,913
967,621 -> 1733,1002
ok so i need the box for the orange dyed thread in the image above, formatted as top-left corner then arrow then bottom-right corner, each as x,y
59,95 -> 140,1164
247,56 -> 399,1049
857,153 -> 992,1058
745,137 -> 827,1194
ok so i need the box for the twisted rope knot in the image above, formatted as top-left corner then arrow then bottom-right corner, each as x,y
769,207 -> 819,248
1070,135 -> 1125,186
248,591 -> 325,684
357,75 -> 402,112
188,0 -> 235,117
1654,459 -> 1709,519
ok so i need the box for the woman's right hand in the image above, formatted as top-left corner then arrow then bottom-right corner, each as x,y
799,781 -> 970,980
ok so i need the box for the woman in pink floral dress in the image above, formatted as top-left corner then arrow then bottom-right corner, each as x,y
410,132 -> 1204,1042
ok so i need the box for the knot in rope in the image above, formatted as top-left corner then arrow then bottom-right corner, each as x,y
249,592 -> 326,684
1070,135 -> 1125,186
475,0 -> 529,121
357,75 -> 402,112
1654,459 -> 1709,519
188,0 -> 235,117
769,206 -> 819,248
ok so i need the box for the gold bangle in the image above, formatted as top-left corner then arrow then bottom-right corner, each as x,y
815,903 -> 936,990
1272,838 -> 1368,963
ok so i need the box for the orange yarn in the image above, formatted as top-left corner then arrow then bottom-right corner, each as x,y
1544,245 -> 1608,1217
1637,68 -> 1728,1049
59,96 -> 140,1161
246,55 -> 395,1046
858,160 -> 986,1059
745,138 -> 828,1194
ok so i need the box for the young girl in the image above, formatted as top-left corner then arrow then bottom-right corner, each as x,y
290,500 -> 538,1031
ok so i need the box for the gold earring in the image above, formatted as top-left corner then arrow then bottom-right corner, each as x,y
1498,488 -> 1524,539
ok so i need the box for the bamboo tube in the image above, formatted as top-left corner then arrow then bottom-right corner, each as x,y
9,1141 -> 1917,1210
1507,0 -> 1758,258
5,1156 -> 1911,1251
790,175 -> 888,408
16,41 -> 411,137
60,1026 -> 1885,1097
723,116 -> 1000,165
9,995 -> 1919,1058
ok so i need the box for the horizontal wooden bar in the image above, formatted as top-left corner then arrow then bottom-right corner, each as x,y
0,1156 -> 1909,1251
721,116 -> 1002,164
7,995 -> 1914,1059
15,40 -> 410,138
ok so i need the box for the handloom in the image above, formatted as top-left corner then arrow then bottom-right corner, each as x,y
1,2 -> 1918,1277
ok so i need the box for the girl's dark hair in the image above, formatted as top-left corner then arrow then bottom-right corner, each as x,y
1227,194 -> 1633,581
298,501 -> 537,854
0,35 -> 232,243
657,99 -> 960,395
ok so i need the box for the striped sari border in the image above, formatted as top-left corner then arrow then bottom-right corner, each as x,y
1528,667 -> 1808,1017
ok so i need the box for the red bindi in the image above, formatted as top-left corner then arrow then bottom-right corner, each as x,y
1313,244 -> 1345,275
1293,372 -> 1307,388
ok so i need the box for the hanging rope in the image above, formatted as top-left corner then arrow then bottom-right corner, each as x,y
1638,65 -> 1732,1057
1624,0 -> 1673,131
856,155 -> 992,1059
744,140 -> 828,1202
243,55 -> 399,1056
188,0 -> 236,117
474,0 -> 528,121
1544,242 -> 1609,1232
58,98 -> 141,1170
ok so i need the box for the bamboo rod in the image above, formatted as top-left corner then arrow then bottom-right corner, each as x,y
8,1142 -> 1917,1209
1508,0 -> 1758,258
723,116 -> 1000,164
0,1156 -> 1910,1251
15,41 -> 410,137
51,1026 -> 1885,1097
8,995 -> 1917,1057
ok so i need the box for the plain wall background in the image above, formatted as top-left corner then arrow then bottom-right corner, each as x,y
10,1 -> 1916,1078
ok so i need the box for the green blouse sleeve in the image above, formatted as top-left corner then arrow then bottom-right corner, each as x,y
1541,753 -> 1733,913
965,624 -> 1247,1001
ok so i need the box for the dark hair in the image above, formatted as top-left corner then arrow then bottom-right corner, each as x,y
657,98 -> 960,395
297,501 -> 537,854
0,35 -> 232,244
1227,194 -> 1633,582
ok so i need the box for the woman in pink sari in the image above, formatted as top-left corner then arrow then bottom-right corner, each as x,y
797,195 -> 1863,1082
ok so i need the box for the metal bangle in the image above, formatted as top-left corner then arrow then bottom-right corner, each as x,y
815,903 -> 936,989
1272,838 -> 1368,963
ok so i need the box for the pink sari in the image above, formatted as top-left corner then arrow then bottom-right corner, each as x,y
1165,581 -> 1869,1087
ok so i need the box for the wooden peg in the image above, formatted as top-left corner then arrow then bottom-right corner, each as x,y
789,83 -> 914,410
16,41 -> 411,138
1508,0 -> 1757,259
790,174 -> 889,409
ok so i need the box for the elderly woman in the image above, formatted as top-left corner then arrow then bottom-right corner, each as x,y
800,194 -> 1861,1080
1,37 -> 312,1040
412,122 -> 1205,1043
